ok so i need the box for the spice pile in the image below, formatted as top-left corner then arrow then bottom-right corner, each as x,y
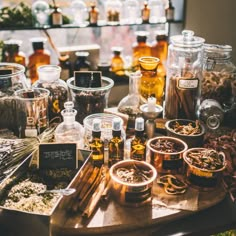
170,120 -> 201,135
150,138 -> 184,153
204,129 -> 236,202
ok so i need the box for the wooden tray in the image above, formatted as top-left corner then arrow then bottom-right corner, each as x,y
52,183 -> 226,235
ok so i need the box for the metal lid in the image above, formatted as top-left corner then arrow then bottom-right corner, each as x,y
203,44 -> 232,53
170,30 -> 205,48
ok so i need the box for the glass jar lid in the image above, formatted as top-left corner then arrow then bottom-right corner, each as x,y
170,30 -> 205,48
203,44 -> 232,59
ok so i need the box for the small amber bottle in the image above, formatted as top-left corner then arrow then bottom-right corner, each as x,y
141,1 -> 150,23
50,5 -> 63,26
165,0 -> 175,21
111,46 -> 125,76
89,2 -> 99,25
3,39 -> 26,66
151,31 -> 168,78
108,117 -> 124,167
130,117 -> 146,161
28,37 -> 51,84
132,31 -> 151,71
89,118 -> 104,167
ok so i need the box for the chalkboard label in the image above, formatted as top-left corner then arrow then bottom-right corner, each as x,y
74,71 -> 102,88
38,143 -> 77,169
0,69 -> 12,89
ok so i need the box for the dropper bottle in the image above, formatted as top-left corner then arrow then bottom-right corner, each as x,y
55,101 -> 84,148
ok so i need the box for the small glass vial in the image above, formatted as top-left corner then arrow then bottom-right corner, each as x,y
71,0 -> 88,26
59,54 -> 73,81
141,1 -> 150,23
197,99 -> 224,130
130,117 -> 146,161
28,37 -> 51,84
89,2 -> 99,26
32,65 -> 69,121
165,0 -> 175,21
132,31 -> 151,70
105,0 -> 122,25
108,117 -> 124,167
3,39 -> 26,66
55,101 -> 85,148
111,46 -> 125,76
74,51 -> 91,72
50,5 -> 63,26
89,118 -> 105,167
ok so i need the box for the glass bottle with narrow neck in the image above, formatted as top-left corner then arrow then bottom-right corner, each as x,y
89,118 -> 104,167
117,71 -> 141,130
108,117 -> 124,167
130,117 -> 146,161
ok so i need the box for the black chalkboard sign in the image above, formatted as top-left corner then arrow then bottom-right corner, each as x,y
74,71 -> 102,88
38,143 -> 77,169
0,69 -> 12,89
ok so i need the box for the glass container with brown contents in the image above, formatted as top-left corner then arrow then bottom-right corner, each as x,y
164,30 -> 205,120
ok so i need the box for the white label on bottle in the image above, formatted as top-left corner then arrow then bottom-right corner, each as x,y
178,78 -> 199,89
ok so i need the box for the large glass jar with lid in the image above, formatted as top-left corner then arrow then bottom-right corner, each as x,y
32,65 -> 68,122
164,30 -> 205,120
201,44 -> 236,107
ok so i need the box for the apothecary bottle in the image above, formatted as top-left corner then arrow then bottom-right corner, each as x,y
148,0 -> 165,23
3,39 -> 26,67
59,54 -> 73,81
55,101 -> 84,148
164,30 -> 205,120
32,0 -> 50,27
117,71 -> 141,130
89,2 -> 99,26
201,44 -> 236,108
50,5 -> 63,26
111,46 -> 125,76
122,0 -> 140,25
32,65 -> 68,122
71,0 -> 88,26
74,51 -> 90,72
105,0 -> 122,25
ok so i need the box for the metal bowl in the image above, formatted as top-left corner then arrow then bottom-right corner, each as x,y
183,148 -> 226,191
147,136 -> 188,174
109,160 -> 157,207
165,119 -> 205,148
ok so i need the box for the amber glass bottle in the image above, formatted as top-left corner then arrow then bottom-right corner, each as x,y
28,38 -> 51,84
111,46 -> 125,76
130,117 -> 146,161
3,39 -> 26,66
59,54 -> 73,81
89,118 -> 104,167
89,2 -> 99,25
132,31 -> 151,71
108,117 -> 124,167
141,1 -> 150,23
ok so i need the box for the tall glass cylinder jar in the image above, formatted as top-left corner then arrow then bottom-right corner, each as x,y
138,56 -> 165,105
0,63 -> 28,136
164,30 -> 205,120
201,44 -> 236,107
32,65 -> 68,122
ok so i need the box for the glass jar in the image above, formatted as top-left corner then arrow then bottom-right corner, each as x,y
71,0 -> 88,27
201,44 -> 236,107
55,101 -> 84,148
0,63 -> 28,136
32,65 -> 69,122
67,76 -> 114,123
122,0 -> 140,25
197,99 -> 224,130
32,0 -> 50,27
117,71 -> 141,129
105,0 -> 122,25
148,0 -> 165,23
164,30 -> 205,120
139,56 -> 165,105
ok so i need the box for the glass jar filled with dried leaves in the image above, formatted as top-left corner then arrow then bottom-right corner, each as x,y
201,44 -> 236,107
164,30 -> 205,120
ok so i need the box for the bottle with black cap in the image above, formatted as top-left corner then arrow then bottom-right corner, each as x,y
28,37 -> 50,84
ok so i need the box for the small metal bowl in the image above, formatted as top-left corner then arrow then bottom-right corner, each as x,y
109,160 -> 157,207
147,136 -> 188,174
165,119 -> 205,148
183,148 -> 226,191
